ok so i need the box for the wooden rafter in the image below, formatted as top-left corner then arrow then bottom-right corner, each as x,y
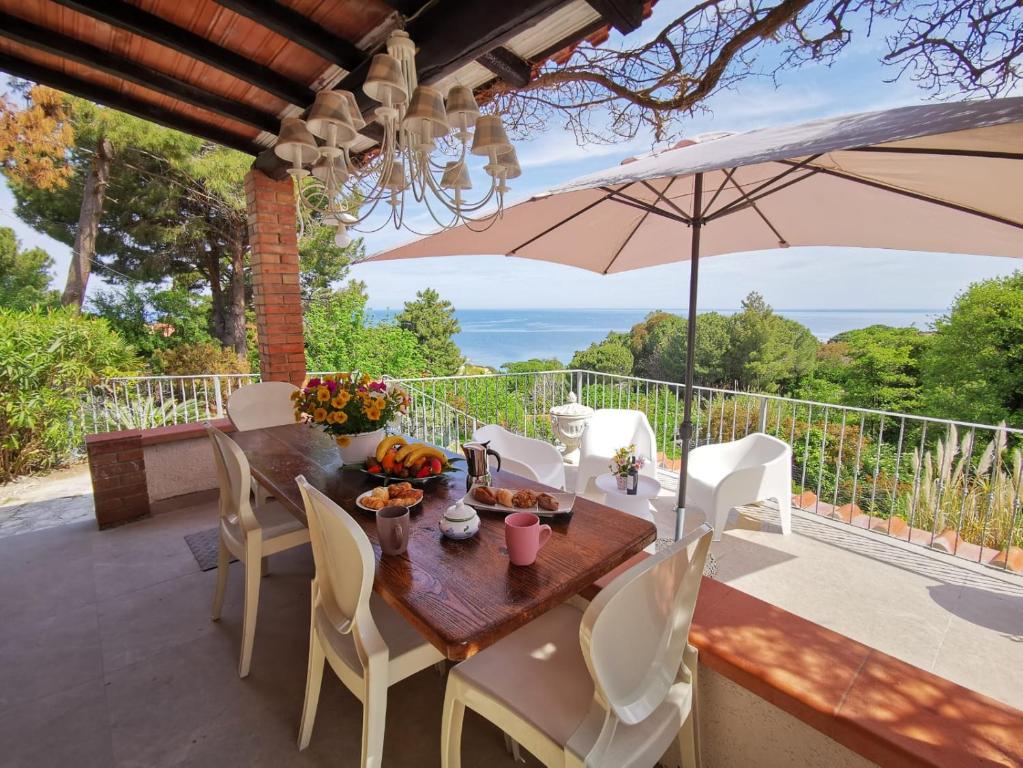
0,50 -> 263,155
477,47 -> 532,88
212,0 -> 364,72
48,0 -> 315,106
0,11 -> 279,134
584,0 -> 645,34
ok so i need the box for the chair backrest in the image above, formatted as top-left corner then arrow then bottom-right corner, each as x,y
581,409 -> 657,462
227,381 -> 300,431
205,424 -> 259,533
295,475 -> 383,657
580,523 -> 713,726
738,433 -> 790,467
472,424 -> 563,483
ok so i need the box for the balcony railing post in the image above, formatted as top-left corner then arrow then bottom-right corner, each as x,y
213,376 -> 224,418
757,395 -> 769,432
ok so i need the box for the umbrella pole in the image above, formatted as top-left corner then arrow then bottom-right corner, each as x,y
674,172 -> 703,540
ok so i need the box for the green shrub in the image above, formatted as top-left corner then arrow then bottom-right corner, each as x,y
152,342 -> 249,375
0,308 -> 139,481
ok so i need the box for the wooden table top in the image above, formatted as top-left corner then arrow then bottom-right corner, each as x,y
229,423 -> 657,660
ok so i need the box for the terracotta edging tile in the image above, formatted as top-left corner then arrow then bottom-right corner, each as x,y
836,650 -> 1023,767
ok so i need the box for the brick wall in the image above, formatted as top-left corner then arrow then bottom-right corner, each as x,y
86,429 -> 150,528
244,169 -> 306,385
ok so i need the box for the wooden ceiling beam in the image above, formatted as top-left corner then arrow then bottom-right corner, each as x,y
584,0 -> 645,34
0,11 -> 279,135
212,0 -> 364,72
380,1 -> 429,17
477,47 -> 532,88
0,51 -> 263,155
49,0 -> 315,107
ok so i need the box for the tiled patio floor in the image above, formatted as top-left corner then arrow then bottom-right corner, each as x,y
1,472 -> 1020,767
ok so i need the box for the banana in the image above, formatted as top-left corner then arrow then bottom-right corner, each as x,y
403,445 -> 446,467
374,435 -> 406,462
394,442 -> 423,463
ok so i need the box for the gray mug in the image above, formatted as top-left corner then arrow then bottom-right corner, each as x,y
377,506 -> 411,556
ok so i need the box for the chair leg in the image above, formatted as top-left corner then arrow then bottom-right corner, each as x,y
712,502 -> 728,541
679,645 -> 702,768
211,536 -> 230,621
297,628 -> 325,751
440,680 -> 466,768
361,676 -> 388,768
503,733 -> 523,763
238,538 -> 262,678
776,493 -> 792,535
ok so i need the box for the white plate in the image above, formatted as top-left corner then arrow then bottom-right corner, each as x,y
463,488 -> 576,518
355,488 -> 423,513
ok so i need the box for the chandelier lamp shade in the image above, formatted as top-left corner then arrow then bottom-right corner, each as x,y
272,29 -> 521,245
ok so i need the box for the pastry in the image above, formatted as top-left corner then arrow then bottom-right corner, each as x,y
472,486 -> 497,505
370,487 -> 390,502
361,494 -> 388,510
387,482 -> 413,498
537,492 -> 559,512
495,488 -> 515,507
391,489 -> 423,507
512,489 -> 538,508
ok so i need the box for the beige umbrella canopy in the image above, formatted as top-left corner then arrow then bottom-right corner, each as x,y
370,97 -> 1023,537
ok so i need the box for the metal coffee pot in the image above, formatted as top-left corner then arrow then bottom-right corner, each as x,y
461,441 -> 501,489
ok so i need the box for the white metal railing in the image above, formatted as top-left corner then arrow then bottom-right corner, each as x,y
81,368 -> 1022,571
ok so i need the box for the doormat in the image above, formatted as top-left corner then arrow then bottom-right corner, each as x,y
185,528 -> 236,572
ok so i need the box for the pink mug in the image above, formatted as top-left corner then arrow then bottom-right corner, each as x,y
505,512 -> 552,566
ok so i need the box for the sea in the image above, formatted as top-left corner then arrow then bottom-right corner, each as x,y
368,308 -> 943,370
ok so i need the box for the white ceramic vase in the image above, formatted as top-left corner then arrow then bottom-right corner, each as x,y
334,428 -> 385,466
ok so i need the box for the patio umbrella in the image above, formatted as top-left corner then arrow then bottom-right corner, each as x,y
370,97 -> 1023,539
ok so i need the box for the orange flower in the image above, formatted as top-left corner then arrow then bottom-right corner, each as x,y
334,411 -> 348,424
336,435 -> 351,447
331,391 -> 350,409
316,386 -> 331,402
313,407 -> 327,422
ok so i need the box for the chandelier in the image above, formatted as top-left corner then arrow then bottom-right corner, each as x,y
271,29 -> 521,247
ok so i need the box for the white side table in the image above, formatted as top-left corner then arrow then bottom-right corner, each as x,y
595,473 -> 660,522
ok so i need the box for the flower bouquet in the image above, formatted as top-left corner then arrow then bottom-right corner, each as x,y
610,445 -> 646,491
292,373 -> 409,464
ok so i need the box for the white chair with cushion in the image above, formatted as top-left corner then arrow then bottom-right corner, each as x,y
441,523 -> 713,768
206,425 -> 310,678
575,409 -> 657,496
685,432 -> 792,541
472,424 -> 566,490
227,380 -> 300,506
295,476 -> 445,766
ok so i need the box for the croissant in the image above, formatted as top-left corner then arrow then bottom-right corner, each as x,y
496,488 -> 515,507
362,495 -> 388,510
537,493 -> 559,512
388,482 -> 413,498
512,490 -> 538,508
472,486 -> 497,505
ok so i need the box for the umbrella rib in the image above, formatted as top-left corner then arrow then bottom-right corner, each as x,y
638,180 -> 693,223
720,168 -> 788,246
778,161 -> 1023,231
704,155 -> 823,220
599,187 -> 691,223
703,168 -> 737,213
704,168 -> 821,222
601,177 -> 680,274
847,146 -> 1023,161
508,183 -> 634,255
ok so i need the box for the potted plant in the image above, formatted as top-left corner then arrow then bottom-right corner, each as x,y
292,373 -> 410,465
609,445 -> 646,491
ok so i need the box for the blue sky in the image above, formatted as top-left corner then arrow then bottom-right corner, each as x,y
1,2 -> 1019,312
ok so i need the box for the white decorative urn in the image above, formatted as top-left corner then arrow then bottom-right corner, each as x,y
550,392 -> 594,464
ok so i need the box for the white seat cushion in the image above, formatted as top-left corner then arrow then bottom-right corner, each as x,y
451,603 -> 593,746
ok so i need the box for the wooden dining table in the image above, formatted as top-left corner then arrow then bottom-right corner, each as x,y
229,423 -> 657,661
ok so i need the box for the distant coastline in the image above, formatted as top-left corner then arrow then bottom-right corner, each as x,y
368,307 -> 944,369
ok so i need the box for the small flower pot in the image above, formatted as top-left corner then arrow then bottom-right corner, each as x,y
615,475 -> 628,491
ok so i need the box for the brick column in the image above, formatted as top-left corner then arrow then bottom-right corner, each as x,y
244,168 -> 306,385
86,429 -> 150,528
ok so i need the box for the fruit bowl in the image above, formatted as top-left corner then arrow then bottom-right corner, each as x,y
361,436 -> 461,484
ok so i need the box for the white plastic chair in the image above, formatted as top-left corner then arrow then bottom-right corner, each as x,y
685,432 -> 792,541
441,523 -> 714,768
206,425 -> 310,678
295,476 -> 445,765
576,409 -> 657,495
472,424 -> 566,490
227,381 -> 300,506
